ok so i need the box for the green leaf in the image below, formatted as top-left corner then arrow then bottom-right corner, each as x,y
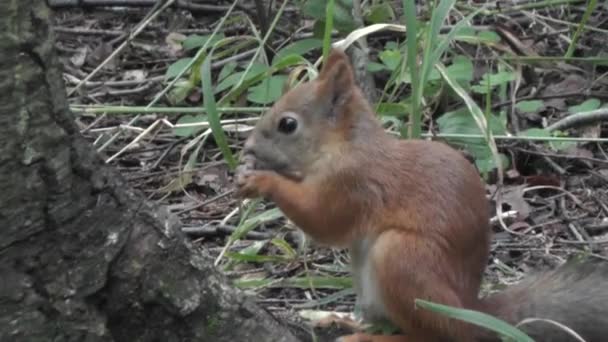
225,240 -> 268,264
516,100 -> 544,113
480,71 -> 517,85
312,19 -> 326,39
167,79 -> 195,105
165,57 -> 193,80
332,0 -> 357,33
182,33 -> 225,51
415,299 -> 534,342
376,102 -> 410,117
453,28 -> 501,44
445,55 -> 473,83
477,30 -> 501,43
520,128 -> 576,151
218,61 -> 238,82
452,27 -> 477,42
302,0 -> 326,19
229,208 -> 284,244
273,38 -> 323,65
215,62 -> 268,93
438,108 -> 506,136
519,128 -> 550,138
568,98 -> 601,112
304,0 -> 355,34
224,240 -> 287,269
379,49 -> 402,71
173,114 -> 207,137
549,131 -> 577,151
364,3 -> 396,24
437,107 -> 508,173
271,54 -> 309,70
472,71 -> 516,94
475,155 -> 510,174
247,75 -> 288,104
368,62 -> 388,72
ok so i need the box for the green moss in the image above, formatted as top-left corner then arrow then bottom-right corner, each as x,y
206,314 -> 220,337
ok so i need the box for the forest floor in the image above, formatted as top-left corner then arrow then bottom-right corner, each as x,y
51,1 -> 608,338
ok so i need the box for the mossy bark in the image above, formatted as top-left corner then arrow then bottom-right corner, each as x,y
0,1 -> 301,341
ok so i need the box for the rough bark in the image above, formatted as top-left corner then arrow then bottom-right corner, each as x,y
0,1 -> 302,341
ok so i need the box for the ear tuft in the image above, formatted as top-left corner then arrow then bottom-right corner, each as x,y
318,49 -> 354,85
317,49 -> 356,105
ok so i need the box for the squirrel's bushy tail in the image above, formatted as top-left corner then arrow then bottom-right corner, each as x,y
479,258 -> 608,342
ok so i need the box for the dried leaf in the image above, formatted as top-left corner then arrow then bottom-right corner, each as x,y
501,185 -> 531,219
123,69 -> 147,82
70,46 -> 88,67
541,74 -> 587,97
165,32 -> 187,56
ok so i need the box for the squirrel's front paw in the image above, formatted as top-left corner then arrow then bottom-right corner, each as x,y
235,162 -> 275,199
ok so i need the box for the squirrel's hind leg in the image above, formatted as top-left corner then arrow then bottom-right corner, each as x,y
367,229 -> 477,342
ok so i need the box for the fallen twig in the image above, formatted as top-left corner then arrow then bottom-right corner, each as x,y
547,108 -> 608,132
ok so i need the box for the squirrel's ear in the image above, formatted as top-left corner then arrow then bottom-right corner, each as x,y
317,49 -> 355,106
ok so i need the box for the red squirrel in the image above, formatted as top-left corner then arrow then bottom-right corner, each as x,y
235,48 -> 608,342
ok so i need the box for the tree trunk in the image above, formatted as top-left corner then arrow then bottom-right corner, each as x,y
0,1 -> 302,341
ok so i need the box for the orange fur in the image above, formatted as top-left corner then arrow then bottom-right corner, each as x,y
236,49 -> 608,342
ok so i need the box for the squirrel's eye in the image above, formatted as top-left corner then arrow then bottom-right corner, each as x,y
278,117 -> 298,134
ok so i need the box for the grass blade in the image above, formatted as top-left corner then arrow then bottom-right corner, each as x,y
201,54 -> 238,169
415,299 -> 535,342
564,0 -> 598,58
402,0 -> 420,138
323,0 -> 335,61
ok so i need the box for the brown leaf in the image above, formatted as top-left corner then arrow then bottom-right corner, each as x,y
523,174 -> 561,187
541,74 -> 587,97
581,124 -> 601,139
565,146 -> 593,159
508,221 -> 531,232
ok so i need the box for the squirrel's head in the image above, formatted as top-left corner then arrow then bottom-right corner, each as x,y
240,48 -> 375,180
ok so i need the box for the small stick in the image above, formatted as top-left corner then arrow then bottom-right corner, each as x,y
547,108 -> 608,132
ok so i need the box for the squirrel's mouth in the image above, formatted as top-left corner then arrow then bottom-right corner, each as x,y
241,152 -> 303,182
